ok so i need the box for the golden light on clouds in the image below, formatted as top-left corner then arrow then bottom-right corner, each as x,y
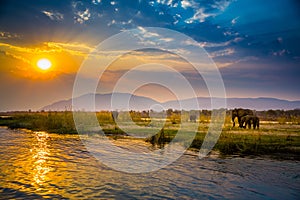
1,41 -> 200,82
0,41 -> 91,80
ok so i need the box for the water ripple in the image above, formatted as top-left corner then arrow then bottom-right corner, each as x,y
0,128 -> 299,199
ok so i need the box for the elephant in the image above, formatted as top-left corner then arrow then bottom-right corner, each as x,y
240,115 -> 260,129
189,114 -> 197,122
232,108 -> 254,128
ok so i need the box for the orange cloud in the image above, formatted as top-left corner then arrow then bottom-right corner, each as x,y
0,41 -> 93,80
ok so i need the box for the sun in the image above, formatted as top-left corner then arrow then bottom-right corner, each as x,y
37,58 -> 52,70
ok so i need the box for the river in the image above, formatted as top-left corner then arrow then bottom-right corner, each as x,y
0,127 -> 299,199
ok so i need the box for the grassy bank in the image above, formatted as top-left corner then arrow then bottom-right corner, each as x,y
0,112 -> 77,134
145,126 -> 300,158
1,111 -> 300,158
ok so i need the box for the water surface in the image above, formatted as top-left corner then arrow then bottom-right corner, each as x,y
0,127 -> 299,199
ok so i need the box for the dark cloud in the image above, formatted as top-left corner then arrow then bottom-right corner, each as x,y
220,59 -> 300,100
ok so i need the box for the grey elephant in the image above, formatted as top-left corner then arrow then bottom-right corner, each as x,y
232,108 -> 254,127
189,114 -> 197,122
240,115 -> 259,129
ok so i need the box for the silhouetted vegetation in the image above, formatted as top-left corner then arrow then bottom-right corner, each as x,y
256,109 -> 300,124
0,111 -> 77,134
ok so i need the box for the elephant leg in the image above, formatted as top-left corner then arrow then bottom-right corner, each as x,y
240,118 -> 245,128
238,117 -> 243,128
247,120 -> 251,129
255,120 -> 258,129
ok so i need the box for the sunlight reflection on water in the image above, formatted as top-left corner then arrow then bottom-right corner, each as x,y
0,128 -> 299,199
31,132 -> 51,186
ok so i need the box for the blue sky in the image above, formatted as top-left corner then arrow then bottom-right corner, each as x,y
0,0 -> 299,110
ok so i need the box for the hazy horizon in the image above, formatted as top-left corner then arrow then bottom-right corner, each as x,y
1,92 -> 299,113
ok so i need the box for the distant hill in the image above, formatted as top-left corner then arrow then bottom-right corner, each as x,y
164,97 -> 300,111
41,93 -> 300,111
41,93 -> 159,111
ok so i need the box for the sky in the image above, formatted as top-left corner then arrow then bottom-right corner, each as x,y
0,0 -> 299,111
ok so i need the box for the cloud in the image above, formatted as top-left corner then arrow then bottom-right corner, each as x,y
272,49 -> 289,57
46,42 -> 93,56
87,48 -> 194,75
4,51 -> 31,65
72,2 -> 91,24
159,37 -> 174,42
215,61 -> 234,68
75,8 -> 91,24
42,10 -> 64,21
231,16 -> 239,25
0,42 -> 48,54
210,48 -> 235,58
181,0 -> 197,9
0,42 -> 92,57
183,39 -> 222,48
150,0 -> 233,24
92,0 -> 101,5
121,19 -> 133,25
0,31 -> 21,39
216,56 -> 259,68
185,8 -> 215,23
130,27 -> 179,48
277,37 -> 283,44
182,37 -> 243,48
107,19 -> 116,26
223,30 -> 239,36
181,0 -> 235,24
0,41 -> 94,79
211,0 -> 233,11
151,0 -> 183,8
107,18 -> 134,28
137,26 -> 159,38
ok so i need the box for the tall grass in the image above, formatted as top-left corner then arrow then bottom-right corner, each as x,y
0,111 -> 77,134
1,111 -> 299,158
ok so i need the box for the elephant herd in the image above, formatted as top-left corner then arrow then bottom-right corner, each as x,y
232,108 -> 260,129
188,108 -> 259,129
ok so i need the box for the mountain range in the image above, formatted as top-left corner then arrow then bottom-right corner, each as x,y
41,93 -> 300,111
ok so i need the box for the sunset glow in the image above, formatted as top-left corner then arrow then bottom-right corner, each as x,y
0,1 -> 299,199
0,0 -> 299,111
37,58 -> 52,70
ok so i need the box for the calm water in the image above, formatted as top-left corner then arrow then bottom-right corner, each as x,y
0,127 -> 299,199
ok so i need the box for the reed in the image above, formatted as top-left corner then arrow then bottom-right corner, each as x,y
0,111 -> 299,158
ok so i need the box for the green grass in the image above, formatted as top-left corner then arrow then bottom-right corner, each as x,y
144,127 -> 300,157
0,112 -> 77,134
1,111 -> 300,158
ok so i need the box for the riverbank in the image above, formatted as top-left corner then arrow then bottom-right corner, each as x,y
0,112 -> 299,159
